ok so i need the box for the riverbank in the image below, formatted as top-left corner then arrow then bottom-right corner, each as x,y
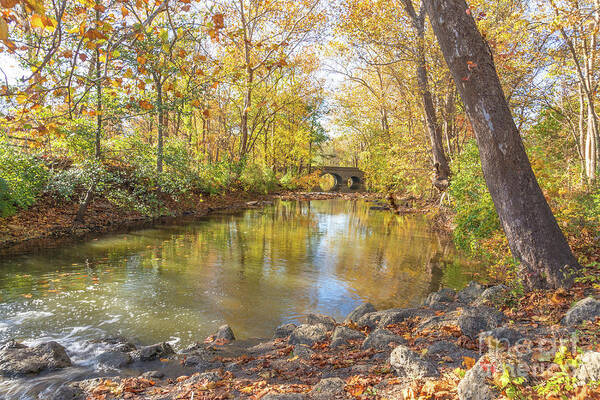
0,191 -> 380,257
3,280 -> 599,400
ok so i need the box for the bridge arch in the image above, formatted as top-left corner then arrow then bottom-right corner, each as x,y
316,166 -> 366,192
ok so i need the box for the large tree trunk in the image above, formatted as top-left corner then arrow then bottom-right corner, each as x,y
424,0 -> 579,289
401,0 -> 451,189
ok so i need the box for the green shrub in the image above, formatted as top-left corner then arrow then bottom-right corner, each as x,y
450,140 -> 501,254
0,145 -> 48,217
239,164 -> 277,194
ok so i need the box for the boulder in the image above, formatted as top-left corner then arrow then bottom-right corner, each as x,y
423,288 -> 456,307
361,329 -> 406,351
216,324 -> 236,341
0,341 -> 71,376
331,326 -> 364,348
130,342 -> 174,362
389,345 -> 439,379
274,323 -> 298,339
306,314 -> 336,331
575,351 -> 600,383
39,384 -> 84,400
473,285 -> 509,307
357,308 -> 432,330
562,297 -> 600,326
457,281 -> 486,304
344,303 -> 376,324
309,377 -> 346,399
479,327 -> 522,348
87,336 -> 136,353
263,394 -> 307,400
293,344 -> 314,360
457,355 -> 499,400
95,350 -> 132,369
426,340 -> 478,366
458,306 -> 506,339
141,370 -> 165,379
289,324 -> 328,346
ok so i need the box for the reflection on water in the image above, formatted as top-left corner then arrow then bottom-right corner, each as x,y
0,200 -> 483,350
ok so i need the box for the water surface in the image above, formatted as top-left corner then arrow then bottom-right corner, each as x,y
0,199 -> 482,351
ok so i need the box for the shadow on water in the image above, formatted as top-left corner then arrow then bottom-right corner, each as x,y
0,199 -> 484,398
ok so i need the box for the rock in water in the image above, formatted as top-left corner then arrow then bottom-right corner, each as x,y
562,297 -> 600,326
39,384 -> 84,400
389,345 -> 439,379
288,324 -> 328,346
96,350 -> 132,369
130,342 -> 174,362
216,324 -> 236,341
0,341 -> 71,376
344,303 -> 376,323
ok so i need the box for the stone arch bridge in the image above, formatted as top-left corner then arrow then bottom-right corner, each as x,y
315,166 -> 366,192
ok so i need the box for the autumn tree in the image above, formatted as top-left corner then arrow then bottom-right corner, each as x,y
424,0 -> 580,289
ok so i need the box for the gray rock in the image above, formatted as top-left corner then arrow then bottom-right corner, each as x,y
39,385 -> 84,400
141,370 -> 165,379
331,326 -> 364,348
426,341 -> 479,366
479,327 -> 522,347
473,285 -> 509,307
458,306 -> 506,339
309,377 -> 346,399
457,281 -> 486,304
362,329 -> 405,350
357,308 -> 433,330
306,314 -> 336,331
423,288 -> 456,307
0,341 -> 71,376
216,324 -> 236,341
562,297 -> 600,326
88,336 -> 136,353
96,350 -> 132,369
344,303 -> 376,323
389,345 -> 439,379
130,342 -> 174,362
575,351 -> 600,383
293,344 -> 314,360
274,323 -> 297,339
289,324 -> 328,346
457,355 -> 500,400
263,394 -> 307,400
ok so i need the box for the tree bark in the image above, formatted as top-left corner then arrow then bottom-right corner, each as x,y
424,0 -> 579,289
401,0 -> 451,188
155,74 -> 164,173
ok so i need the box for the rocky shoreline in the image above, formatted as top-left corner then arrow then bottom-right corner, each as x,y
2,282 -> 599,399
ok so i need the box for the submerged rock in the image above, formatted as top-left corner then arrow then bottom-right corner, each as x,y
130,342 -> 174,362
0,341 -> 71,376
39,384 -> 84,400
344,303 -> 376,323
562,297 -> 600,326
96,350 -> 132,369
216,324 -> 236,341
389,345 -> 439,379
289,324 -> 328,346
331,326 -> 364,348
